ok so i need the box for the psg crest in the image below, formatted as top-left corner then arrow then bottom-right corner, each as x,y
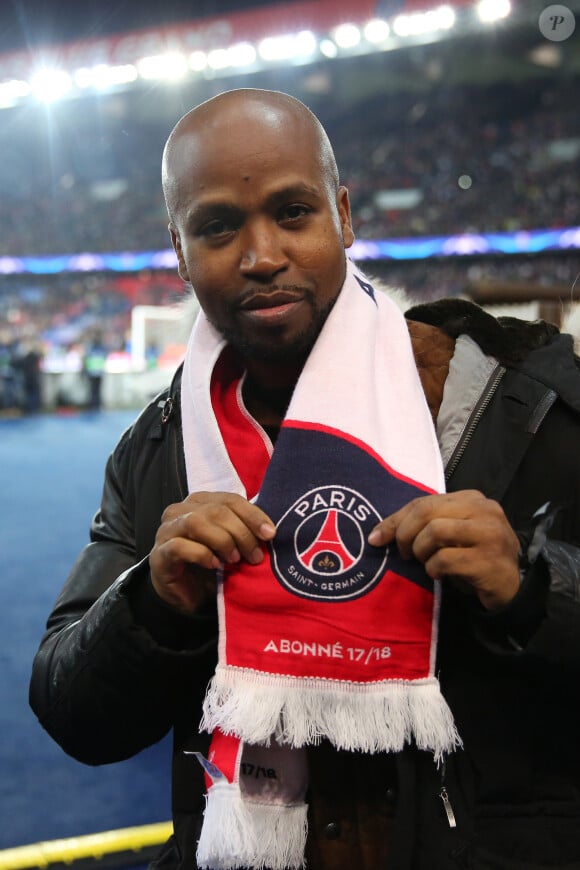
270,484 -> 388,602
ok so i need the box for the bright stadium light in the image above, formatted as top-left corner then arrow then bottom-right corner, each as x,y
74,64 -> 138,90
477,0 -> 511,22
207,44 -> 256,70
333,24 -> 361,49
364,19 -> 391,43
137,52 -> 188,80
258,31 -> 316,62
95,64 -> 138,87
393,5 -> 456,37
189,51 -> 208,71
227,42 -> 257,67
258,34 -> 294,61
295,30 -> 317,56
74,68 -> 98,88
393,13 -> 416,36
0,79 -> 31,107
30,69 -> 72,102
436,5 -> 456,29
207,48 -> 230,69
319,39 -> 338,58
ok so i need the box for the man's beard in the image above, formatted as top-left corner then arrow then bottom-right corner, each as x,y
216,290 -> 337,363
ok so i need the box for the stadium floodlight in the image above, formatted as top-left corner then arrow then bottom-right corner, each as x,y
436,5 -> 456,29
74,64 -> 138,90
30,69 -> 72,102
228,42 -> 258,67
228,42 -> 258,66
207,44 -> 256,70
393,5 -> 456,37
295,30 -> 317,57
477,0 -> 511,23
137,52 -> 188,80
0,79 -> 31,107
333,24 -> 361,49
189,51 -> 208,71
207,48 -> 230,70
319,39 -> 338,58
364,19 -> 391,43
258,30 -> 317,62
258,34 -> 294,61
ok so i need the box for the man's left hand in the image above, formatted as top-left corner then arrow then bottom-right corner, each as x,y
368,490 -> 521,610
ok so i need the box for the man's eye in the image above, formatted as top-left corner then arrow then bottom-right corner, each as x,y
199,219 -> 232,238
282,204 -> 311,221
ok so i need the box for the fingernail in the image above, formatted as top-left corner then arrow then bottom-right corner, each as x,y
259,523 -> 276,540
249,547 -> 264,565
228,548 -> 241,563
211,556 -> 222,570
367,529 -> 381,546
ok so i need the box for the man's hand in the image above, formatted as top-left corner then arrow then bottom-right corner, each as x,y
368,490 -> 520,610
149,492 -> 276,614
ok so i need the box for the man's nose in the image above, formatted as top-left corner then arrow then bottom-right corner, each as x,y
239,221 -> 289,279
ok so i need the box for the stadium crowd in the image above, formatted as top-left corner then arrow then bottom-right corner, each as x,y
1,77 -> 579,257
1,74 -> 579,411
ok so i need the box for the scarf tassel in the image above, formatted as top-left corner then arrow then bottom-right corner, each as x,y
202,670 -> 460,763
197,780 -> 308,870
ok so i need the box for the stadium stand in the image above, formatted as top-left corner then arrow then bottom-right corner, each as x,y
1,75 -> 579,256
3,70 -> 580,411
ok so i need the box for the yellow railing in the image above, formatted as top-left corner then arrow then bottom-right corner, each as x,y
0,821 -> 173,870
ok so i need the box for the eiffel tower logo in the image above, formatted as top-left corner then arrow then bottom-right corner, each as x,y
298,510 -> 358,573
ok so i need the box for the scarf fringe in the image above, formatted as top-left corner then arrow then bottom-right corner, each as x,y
202,670 -> 461,761
196,780 -> 308,870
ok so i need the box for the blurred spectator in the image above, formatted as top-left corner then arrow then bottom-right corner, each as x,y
83,332 -> 107,411
0,338 -> 20,412
17,340 -> 43,413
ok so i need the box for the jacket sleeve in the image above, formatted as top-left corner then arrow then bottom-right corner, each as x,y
29,416 -> 218,766
470,536 -> 580,658
449,376 -> 580,666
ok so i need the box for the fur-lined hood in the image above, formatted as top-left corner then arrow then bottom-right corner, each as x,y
406,297 -> 580,414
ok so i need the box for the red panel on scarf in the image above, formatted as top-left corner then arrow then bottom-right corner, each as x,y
210,348 -> 271,501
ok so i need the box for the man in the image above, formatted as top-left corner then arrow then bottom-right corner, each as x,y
30,90 -> 580,869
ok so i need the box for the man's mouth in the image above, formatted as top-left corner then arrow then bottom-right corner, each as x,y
238,290 -> 305,323
239,290 -> 304,311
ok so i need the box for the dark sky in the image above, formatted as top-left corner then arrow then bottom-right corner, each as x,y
2,0 -> 291,54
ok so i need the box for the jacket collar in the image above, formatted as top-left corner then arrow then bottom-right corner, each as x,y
406,298 -> 580,415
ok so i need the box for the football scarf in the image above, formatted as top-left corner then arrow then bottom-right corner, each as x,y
180,260 -> 460,869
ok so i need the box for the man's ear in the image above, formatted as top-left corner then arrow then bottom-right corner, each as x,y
336,186 -> 355,249
169,224 -> 190,283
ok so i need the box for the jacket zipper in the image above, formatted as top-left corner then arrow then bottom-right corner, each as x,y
160,396 -> 174,423
526,388 -> 557,434
439,365 -> 506,830
158,371 -> 189,500
439,758 -> 457,828
444,364 -> 506,482
439,787 -> 457,828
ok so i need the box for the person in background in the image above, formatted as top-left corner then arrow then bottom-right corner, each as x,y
82,332 -> 107,410
18,339 -> 43,414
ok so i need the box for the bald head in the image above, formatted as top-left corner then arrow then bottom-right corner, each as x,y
161,89 -> 340,227
159,87 -> 354,365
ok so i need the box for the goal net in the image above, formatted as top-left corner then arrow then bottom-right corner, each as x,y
130,301 -> 198,371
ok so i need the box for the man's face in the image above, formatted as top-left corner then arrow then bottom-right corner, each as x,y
170,110 -> 354,363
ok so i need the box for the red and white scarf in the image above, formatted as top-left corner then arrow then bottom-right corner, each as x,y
181,261 -> 460,869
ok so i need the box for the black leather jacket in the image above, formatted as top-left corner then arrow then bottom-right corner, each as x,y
30,301 -> 580,870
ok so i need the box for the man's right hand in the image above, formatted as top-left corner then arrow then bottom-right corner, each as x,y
149,492 -> 276,614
